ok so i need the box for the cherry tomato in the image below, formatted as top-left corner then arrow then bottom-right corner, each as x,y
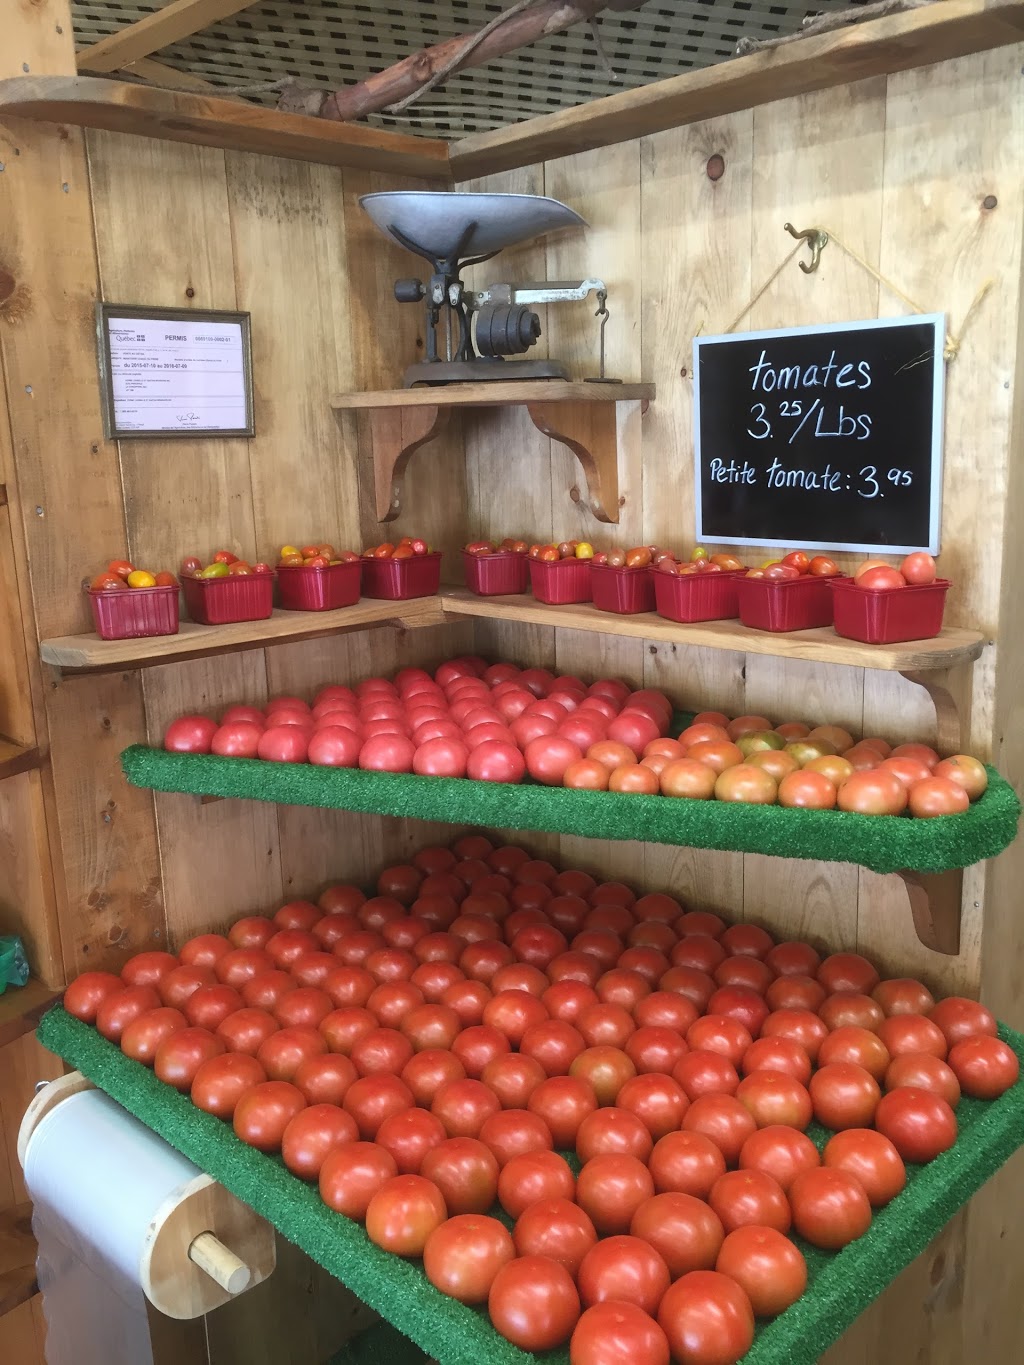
715,1226 -> 807,1318
121,1006 -> 188,1064
281,1104 -> 359,1179
513,1197 -> 597,1276
823,1129 -> 906,1206
616,1073 -> 689,1140
577,1234 -> 670,1314
657,1271 -> 754,1365
570,1301 -> 670,1365
191,1052 -> 267,1119
948,1036 -> 1019,1099
874,1086 -> 958,1163
682,1094 -> 757,1166
928,996 -> 998,1048
738,1125 -> 821,1192
421,1137 -> 500,1215
708,1169 -> 790,1233
575,1154 -> 654,1235
809,1062 -> 881,1129
630,1191 -> 725,1278
789,1167 -> 872,1249
649,1130 -> 726,1198
423,1214 -> 515,1304
233,1080 -> 306,1153
319,1141 -> 398,1219
498,1150 -> 576,1218
488,1255 -> 581,1352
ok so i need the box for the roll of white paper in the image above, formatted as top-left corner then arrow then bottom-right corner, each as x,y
23,1088 -> 205,1365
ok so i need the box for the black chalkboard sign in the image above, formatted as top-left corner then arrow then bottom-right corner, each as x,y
693,315 -> 945,554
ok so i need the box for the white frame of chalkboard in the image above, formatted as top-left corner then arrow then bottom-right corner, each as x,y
692,313 -> 945,555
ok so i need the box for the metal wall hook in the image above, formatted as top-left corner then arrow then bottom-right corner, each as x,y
785,222 -> 829,274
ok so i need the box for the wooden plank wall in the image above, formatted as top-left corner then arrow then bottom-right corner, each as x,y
463,46 -> 1024,1365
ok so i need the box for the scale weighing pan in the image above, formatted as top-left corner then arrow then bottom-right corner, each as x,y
360,191 -> 587,261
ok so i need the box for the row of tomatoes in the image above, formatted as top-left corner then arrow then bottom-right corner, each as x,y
63,835 -> 1018,1365
161,655 -> 986,819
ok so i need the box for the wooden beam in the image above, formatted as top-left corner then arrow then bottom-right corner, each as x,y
0,77 -> 451,179
448,0 -> 1024,179
75,1 -> 258,75
87,56 -> 221,95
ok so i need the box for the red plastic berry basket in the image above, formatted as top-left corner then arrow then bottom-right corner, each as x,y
462,550 -> 529,596
653,569 -> 744,624
181,572 -> 275,625
737,573 -> 843,632
529,557 -> 593,605
87,585 -> 179,641
830,577 -> 951,644
277,561 -> 362,611
361,552 -> 441,601
591,563 -> 655,615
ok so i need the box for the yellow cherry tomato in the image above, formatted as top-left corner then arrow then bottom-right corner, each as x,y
691,546 -> 708,561
575,542 -> 595,560
126,569 -> 156,588
761,559 -> 780,570
280,544 -> 300,558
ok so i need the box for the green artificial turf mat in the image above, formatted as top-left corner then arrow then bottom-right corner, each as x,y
120,744 -> 1020,876
38,1007 -> 1024,1365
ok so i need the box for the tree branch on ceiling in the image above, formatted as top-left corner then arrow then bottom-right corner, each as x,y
734,0 -> 935,55
277,0 -> 647,122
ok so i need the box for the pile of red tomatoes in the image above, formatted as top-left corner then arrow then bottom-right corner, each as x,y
162,655 -> 987,819
64,835 -> 1018,1365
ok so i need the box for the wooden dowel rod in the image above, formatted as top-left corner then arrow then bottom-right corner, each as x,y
188,1231 -> 251,1295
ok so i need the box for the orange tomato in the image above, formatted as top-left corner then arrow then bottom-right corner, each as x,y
710,554 -> 744,571
563,760 -> 610,791
933,755 -> 987,801
393,546 -> 415,559
809,556 -> 840,577
899,552 -> 936,585
539,547 -> 560,563
777,770 -> 837,810
107,559 -> 134,579
726,715 -> 773,741
714,766 -> 778,804
692,712 -> 730,729
907,777 -> 969,818
806,725 -> 854,753
775,721 -> 810,740
609,764 -> 660,794
317,544 -> 337,559
837,771 -> 908,815
687,740 -> 744,774
889,742 -> 939,770
854,558 -> 891,581
747,751 -> 800,782
154,571 -> 178,587
279,553 -> 304,567
659,760 -> 717,799
805,755 -> 853,785
678,724 -> 731,748
624,547 -> 652,569
374,544 -> 395,559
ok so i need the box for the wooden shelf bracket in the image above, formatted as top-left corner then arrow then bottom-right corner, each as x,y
897,868 -> 964,956
365,405 -> 453,522
526,395 -> 647,523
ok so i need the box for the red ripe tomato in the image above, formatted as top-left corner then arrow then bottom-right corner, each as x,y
707,987 -> 770,1038
948,1036 -> 1019,1099
673,1050 -> 740,1100
216,949 -> 277,989
817,951 -> 881,995
715,1226 -> 807,1318
121,1007 -> 188,1064
874,1087 -> 958,1162
630,1190 -> 726,1279
520,1020 -> 587,1076
96,985 -> 162,1042
342,1074 -> 414,1140
818,992 -> 885,1032
466,742 -> 527,783
576,1108 -> 653,1163
318,1141 -> 397,1218
320,1006 -> 377,1055
374,1108 -> 447,1174
274,987 -> 333,1030
392,1000 -> 455,1049
809,1062 -> 880,1129
399,1048 -> 465,1107
837,770 -> 907,815
191,1053 -> 267,1119
741,1037 -> 811,1085
872,977 -> 936,1017
657,1271 -> 754,1365
624,1026 -> 688,1076
575,1154 -> 654,1236
636,991 -> 699,1033
648,1130 -> 725,1199
527,1076 -> 598,1148
818,1025 -> 890,1080
257,725 -> 309,763
719,924 -> 774,960
765,974 -> 827,1013
789,1167 -> 872,1249
764,940 -> 821,978
544,981 -> 601,1024
233,1080 -> 307,1153
366,1174 -> 447,1256
228,916 -> 276,949
928,996 -> 998,1048
358,733 -> 415,773
242,970 -> 298,1011
735,1071 -> 812,1131
908,776 -> 969,817
215,1007 -> 279,1056
480,1052 -> 546,1109
423,1213 -> 515,1305
738,1125 -> 820,1192
483,990 -> 549,1045
154,1026 -> 225,1095
442,980 -> 492,1026
686,1015 -> 753,1067
823,1129 -> 906,1206
577,1235 -> 670,1315
157,964 -> 215,1008
266,929 -> 321,968
658,966 -> 716,1012
498,1150 -> 575,1218
323,966 -> 375,1008
164,715 -> 218,753
479,1109 -> 553,1165
884,1053 -> 960,1107
760,1009 -> 829,1061
459,940 -> 514,983
178,934 -> 231,970
292,1053 -> 357,1107
451,1024 -> 511,1078
513,1197 -> 597,1277
573,929 -> 627,971
570,1046 -> 637,1105
616,1073 -> 689,1140
367,983 -> 425,1029
350,1026 -> 414,1077
682,1095 -> 757,1166
421,1137 -> 499,1215
713,957 -> 774,995
674,936 -> 727,974
708,1169 -> 790,1234
431,1078 -> 501,1138
492,963 -> 549,997
64,970 -> 125,1022
570,1302 -> 670,1365
524,735 -> 584,786
878,1013 -> 949,1060
488,1255 -> 580,1353
281,1104 -> 359,1180
578,1004 -> 636,1050
257,1025 -> 327,1081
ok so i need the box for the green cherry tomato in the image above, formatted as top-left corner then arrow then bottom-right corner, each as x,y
200,562 -> 230,578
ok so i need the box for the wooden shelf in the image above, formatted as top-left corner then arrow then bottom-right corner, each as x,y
0,739 -> 41,782
0,979 -> 60,1051
440,588 -> 987,673
0,76 -> 451,179
0,1204 -> 37,1321
331,382 -> 654,524
38,599 -> 447,675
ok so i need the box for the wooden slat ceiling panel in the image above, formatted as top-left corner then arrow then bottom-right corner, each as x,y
70,0 -> 852,135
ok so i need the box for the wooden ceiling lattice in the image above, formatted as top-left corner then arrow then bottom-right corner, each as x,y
70,0 -> 853,135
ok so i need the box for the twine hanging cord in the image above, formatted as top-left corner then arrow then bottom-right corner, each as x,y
723,227 -> 994,361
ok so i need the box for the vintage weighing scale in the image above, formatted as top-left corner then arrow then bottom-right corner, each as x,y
360,191 -> 613,386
